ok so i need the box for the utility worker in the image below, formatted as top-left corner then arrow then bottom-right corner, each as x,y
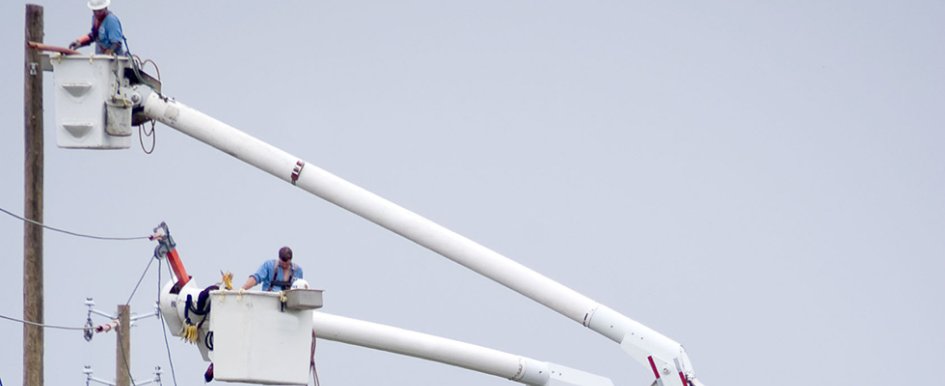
68,0 -> 126,56
242,246 -> 304,291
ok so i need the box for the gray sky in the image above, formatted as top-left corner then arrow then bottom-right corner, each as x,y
2,1 -> 943,385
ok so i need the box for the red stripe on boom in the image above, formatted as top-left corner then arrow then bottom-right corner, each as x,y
648,356 -> 661,379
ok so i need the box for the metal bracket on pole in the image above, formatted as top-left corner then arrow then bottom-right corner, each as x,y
85,299 -> 158,333
84,366 -> 115,386
84,365 -> 162,386
82,299 -> 163,386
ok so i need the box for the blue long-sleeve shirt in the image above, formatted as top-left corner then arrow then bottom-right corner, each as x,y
90,12 -> 125,55
251,260 -> 304,291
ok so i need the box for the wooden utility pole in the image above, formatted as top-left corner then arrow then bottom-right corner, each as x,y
23,4 -> 45,386
116,305 -> 131,386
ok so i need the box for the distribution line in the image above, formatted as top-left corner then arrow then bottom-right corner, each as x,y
158,260 -> 179,386
0,313 -> 86,331
117,254 -> 161,385
126,255 -> 157,305
1,205 -> 161,385
0,206 -> 150,241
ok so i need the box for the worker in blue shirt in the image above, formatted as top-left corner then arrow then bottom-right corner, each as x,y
242,246 -> 305,291
69,0 -> 126,55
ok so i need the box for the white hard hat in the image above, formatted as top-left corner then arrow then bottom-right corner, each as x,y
87,0 -> 110,11
291,279 -> 310,290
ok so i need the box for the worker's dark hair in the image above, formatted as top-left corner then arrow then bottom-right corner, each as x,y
279,246 -> 293,262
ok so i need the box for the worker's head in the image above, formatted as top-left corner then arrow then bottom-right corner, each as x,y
278,246 -> 293,269
87,0 -> 110,14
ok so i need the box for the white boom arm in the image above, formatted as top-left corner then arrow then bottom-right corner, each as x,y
158,278 -> 610,385
314,312 -> 613,386
130,84 -> 701,386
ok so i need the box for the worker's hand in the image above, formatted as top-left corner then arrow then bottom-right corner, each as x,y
68,41 -> 80,50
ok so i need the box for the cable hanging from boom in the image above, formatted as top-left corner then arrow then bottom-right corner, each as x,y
132,54 -> 161,154
0,206 -> 150,241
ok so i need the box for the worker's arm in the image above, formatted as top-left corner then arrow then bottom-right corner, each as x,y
242,261 -> 272,290
68,34 -> 92,50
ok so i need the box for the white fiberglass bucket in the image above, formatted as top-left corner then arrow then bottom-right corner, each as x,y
49,54 -> 131,149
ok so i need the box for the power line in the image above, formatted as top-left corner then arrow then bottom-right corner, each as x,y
0,313 -> 86,331
158,260 -> 179,386
115,306 -> 137,386
126,256 -> 157,305
0,207 -> 174,384
117,256 -> 159,384
0,206 -> 150,241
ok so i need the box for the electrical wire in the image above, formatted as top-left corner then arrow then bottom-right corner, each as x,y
3,196 -> 176,384
0,202 -> 154,382
160,307 -> 179,386
114,256 -> 163,385
126,256 -> 157,305
158,260 -> 179,386
0,313 -> 86,331
116,325 -> 137,386
0,207 -> 150,241
311,330 -> 320,386
103,254 -> 163,384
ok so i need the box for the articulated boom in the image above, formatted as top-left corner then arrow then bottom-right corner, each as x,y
48,54 -> 703,386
